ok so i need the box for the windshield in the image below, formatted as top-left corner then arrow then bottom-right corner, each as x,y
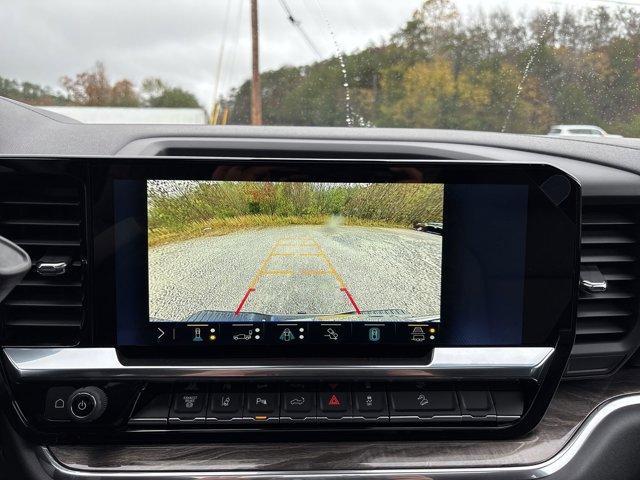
2,0 -> 639,135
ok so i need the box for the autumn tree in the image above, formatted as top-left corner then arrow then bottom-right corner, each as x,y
60,62 -> 119,106
58,63 -> 200,108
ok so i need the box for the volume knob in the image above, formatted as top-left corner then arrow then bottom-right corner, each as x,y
67,386 -> 107,423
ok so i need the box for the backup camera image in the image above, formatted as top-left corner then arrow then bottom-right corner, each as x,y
147,180 -> 443,323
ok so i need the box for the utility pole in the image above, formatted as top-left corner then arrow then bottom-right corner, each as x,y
250,0 -> 262,125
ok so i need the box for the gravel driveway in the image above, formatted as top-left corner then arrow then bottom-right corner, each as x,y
148,225 -> 441,321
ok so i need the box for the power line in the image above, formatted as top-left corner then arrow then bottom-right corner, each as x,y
278,0 -> 323,58
211,0 -> 233,105
219,0 -> 245,97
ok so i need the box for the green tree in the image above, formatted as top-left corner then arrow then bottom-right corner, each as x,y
141,78 -> 200,108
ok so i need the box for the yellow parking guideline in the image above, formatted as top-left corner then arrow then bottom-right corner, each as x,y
248,235 -> 346,290
264,269 -> 295,276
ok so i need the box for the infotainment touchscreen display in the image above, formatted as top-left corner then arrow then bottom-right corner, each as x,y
147,180 -> 443,338
93,159 -> 579,354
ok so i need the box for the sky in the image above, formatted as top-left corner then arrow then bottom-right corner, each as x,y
2,0 -> 636,109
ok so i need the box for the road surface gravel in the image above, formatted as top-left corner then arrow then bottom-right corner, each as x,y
148,225 -> 441,321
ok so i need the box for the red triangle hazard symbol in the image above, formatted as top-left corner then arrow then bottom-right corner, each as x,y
328,394 -> 341,407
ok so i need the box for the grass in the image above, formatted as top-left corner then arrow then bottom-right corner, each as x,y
147,181 -> 443,247
148,214 -> 407,248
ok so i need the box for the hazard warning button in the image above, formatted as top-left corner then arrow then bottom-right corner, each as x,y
318,383 -> 351,418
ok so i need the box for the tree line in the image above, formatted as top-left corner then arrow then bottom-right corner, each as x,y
0,62 -> 200,108
225,0 -> 640,135
148,181 -> 443,245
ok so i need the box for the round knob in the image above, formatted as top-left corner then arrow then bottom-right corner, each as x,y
67,387 -> 107,423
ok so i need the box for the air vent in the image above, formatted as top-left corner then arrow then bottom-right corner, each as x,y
0,173 -> 86,346
567,203 -> 640,376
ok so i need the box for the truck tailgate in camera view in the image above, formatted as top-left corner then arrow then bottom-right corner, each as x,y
147,181 -> 443,324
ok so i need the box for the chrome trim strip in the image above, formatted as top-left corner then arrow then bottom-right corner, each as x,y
2,347 -> 554,381
36,394 -> 640,479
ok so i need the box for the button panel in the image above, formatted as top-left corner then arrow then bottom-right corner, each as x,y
127,383 -> 524,428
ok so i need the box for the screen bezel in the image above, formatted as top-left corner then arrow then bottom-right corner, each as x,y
89,157 -> 580,358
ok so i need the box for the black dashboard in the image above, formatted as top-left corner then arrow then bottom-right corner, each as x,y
2,97 -> 640,479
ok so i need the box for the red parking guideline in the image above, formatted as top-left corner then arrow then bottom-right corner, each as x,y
340,287 -> 361,314
234,288 -> 256,316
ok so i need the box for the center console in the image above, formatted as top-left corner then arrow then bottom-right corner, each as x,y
0,156 -> 580,441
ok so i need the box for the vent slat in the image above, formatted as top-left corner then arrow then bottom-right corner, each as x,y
0,173 -> 85,346
14,239 -> 82,247
20,279 -> 82,288
582,212 -> 635,226
577,304 -> 633,318
603,272 -> 636,281
579,287 -> 635,300
576,320 -> 627,336
0,219 -> 80,227
0,200 -> 79,207
581,252 -> 637,263
581,230 -> 636,245
4,300 -> 82,308
3,318 -> 82,328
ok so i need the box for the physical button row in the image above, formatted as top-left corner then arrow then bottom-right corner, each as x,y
129,382 -> 524,426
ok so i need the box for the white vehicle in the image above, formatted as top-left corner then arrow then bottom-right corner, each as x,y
548,125 -> 622,138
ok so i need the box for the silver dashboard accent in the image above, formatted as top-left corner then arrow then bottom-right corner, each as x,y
35,260 -> 69,276
2,346 -> 554,381
579,265 -> 607,293
32,393 -> 640,479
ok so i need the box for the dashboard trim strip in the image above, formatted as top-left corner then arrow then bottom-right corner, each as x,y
34,393 -> 640,479
2,346 -> 554,381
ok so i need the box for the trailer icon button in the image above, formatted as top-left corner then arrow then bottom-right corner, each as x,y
410,326 -> 426,342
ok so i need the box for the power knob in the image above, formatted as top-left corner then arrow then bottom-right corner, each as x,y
67,387 -> 107,423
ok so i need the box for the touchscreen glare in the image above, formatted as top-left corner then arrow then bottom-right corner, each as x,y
147,181 -> 443,325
